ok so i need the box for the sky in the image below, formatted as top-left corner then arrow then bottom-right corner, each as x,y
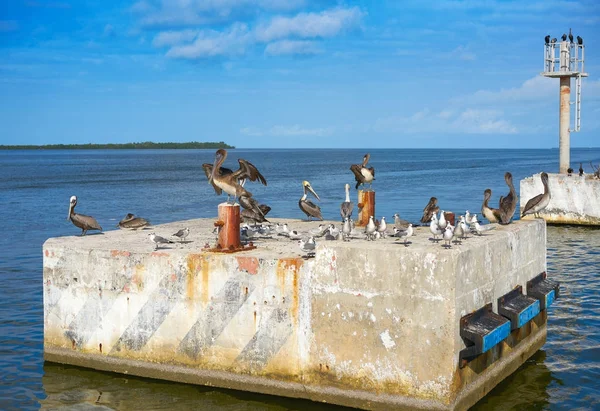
0,0 -> 599,148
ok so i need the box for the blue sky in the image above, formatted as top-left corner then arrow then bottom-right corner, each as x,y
0,0 -> 599,148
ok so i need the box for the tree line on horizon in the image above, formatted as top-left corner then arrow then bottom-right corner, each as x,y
0,141 -> 235,150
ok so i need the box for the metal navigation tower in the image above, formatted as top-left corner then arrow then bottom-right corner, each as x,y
542,30 -> 588,174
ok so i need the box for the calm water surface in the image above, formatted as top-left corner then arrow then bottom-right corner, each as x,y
1,148 -> 599,410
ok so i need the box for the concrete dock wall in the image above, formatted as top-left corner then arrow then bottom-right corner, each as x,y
44,218 -> 548,410
521,173 -> 600,225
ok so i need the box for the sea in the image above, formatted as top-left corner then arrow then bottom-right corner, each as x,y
1,148 -> 599,410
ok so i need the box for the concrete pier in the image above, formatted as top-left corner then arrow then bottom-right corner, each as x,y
520,173 -> 600,225
44,218 -> 550,410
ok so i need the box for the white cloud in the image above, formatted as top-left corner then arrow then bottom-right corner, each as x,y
241,124 -> 334,137
151,6 -> 363,59
166,23 -> 250,59
264,40 -> 321,55
374,108 -> 517,134
153,30 -> 199,47
255,7 -> 363,42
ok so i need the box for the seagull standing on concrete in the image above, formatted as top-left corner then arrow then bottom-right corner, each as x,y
365,216 -> 377,241
438,210 -> 448,230
149,233 -> 173,250
172,227 -> 190,242
429,214 -> 443,242
377,216 -> 387,238
299,237 -> 316,256
442,225 -> 454,248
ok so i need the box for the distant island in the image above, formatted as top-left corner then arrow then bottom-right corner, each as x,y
0,141 -> 235,150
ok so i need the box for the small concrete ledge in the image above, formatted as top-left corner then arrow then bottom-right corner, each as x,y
521,173 -> 600,225
44,218 -> 547,410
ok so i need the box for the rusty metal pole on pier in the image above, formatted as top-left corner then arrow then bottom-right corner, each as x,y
357,190 -> 375,227
217,203 -> 241,250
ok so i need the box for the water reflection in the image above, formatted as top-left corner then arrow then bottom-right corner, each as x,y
41,363 -> 352,411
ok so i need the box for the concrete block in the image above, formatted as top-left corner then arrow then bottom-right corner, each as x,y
520,173 -> 600,225
43,218 -> 548,410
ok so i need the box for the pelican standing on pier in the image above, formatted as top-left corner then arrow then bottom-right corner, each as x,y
521,172 -> 551,219
68,196 -> 102,236
205,149 -> 267,202
420,197 -> 439,224
498,172 -> 518,224
482,189 -> 502,224
340,183 -> 353,220
299,181 -> 323,221
350,153 -> 375,190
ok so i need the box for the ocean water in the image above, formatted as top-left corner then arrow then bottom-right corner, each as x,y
1,148 -> 599,410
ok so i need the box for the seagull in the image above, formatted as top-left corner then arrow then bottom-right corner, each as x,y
149,232 -> 173,250
551,38 -> 557,44
438,210 -> 448,230
299,237 -> 316,256
429,214 -> 443,242
288,230 -> 303,240
465,211 -> 472,225
393,213 -> 411,230
577,35 -> 583,45
453,218 -> 464,244
67,196 -> 102,236
393,224 -> 413,245
328,224 -> 341,238
340,183 -> 353,221
442,225 -> 454,248
277,223 -> 290,237
579,163 -> 584,176
309,224 -> 328,237
342,218 -> 352,240
473,221 -> 496,236
365,216 -> 377,241
459,216 -> 469,240
172,227 -> 190,242
377,216 -> 387,238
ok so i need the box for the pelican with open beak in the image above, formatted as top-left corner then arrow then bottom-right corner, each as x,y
299,180 -> 323,221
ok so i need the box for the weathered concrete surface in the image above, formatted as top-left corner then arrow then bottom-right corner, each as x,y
44,218 -> 547,410
521,173 -> 600,225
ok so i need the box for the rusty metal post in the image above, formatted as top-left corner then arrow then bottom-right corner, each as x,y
559,76 -> 571,174
217,203 -> 240,250
357,190 -> 375,227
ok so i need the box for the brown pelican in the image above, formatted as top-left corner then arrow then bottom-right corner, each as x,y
241,204 -> 271,225
340,183 -> 353,220
521,172 -> 551,219
206,149 -> 267,202
299,180 -> 323,221
498,172 -> 518,225
172,227 -> 190,242
117,213 -> 151,230
569,28 -> 573,43
350,153 -> 375,190
420,197 -> 439,224
482,189 -> 502,223
68,196 -> 102,236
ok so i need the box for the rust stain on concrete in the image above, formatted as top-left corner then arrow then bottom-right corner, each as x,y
201,256 -> 210,305
236,256 -> 260,275
132,264 -> 145,291
151,251 -> 169,257
186,254 -> 203,302
45,250 -> 49,257
276,258 -> 303,323
111,250 -> 131,257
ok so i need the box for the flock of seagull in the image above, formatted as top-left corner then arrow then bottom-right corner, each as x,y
66,149 -> 552,255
